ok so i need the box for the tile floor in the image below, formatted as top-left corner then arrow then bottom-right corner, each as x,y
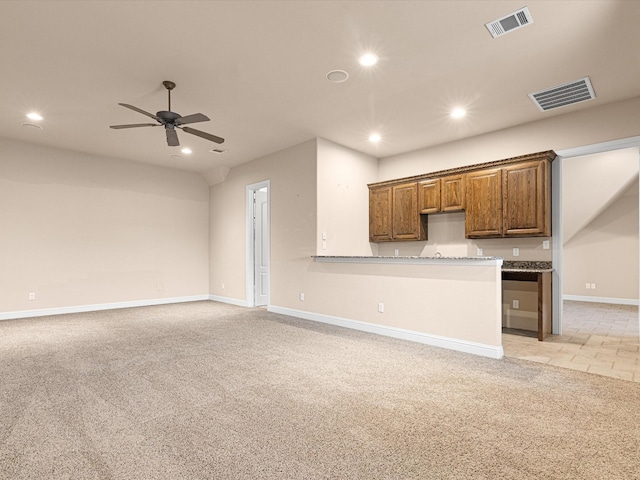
502,300 -> 640,382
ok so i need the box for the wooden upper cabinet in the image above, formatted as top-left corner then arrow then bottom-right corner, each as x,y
465,168 -> 503,238
369,151 -> 554,242
441,174 -> 465,212
419,179 -> 441,214
369,183 -> 426,242
419,175 -> 464,214
392,182 -> 426,241
503,159 -> 550,237
369,186 -> 392,242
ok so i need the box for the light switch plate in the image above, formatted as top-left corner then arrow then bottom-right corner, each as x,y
513,247 -> 520,257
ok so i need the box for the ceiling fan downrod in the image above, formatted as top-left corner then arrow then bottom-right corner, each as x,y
163,80 -> 176,111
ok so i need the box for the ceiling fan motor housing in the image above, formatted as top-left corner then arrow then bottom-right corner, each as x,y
157,111 -> 181,123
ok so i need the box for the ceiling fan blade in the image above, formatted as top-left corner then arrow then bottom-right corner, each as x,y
175,113 -> 210,126
166,127 -> 179,147
181,126 -> 225,144
110,123 -> 159,129
118,103 -> 161,122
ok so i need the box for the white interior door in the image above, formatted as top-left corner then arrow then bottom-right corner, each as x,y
253,187 -> 269,306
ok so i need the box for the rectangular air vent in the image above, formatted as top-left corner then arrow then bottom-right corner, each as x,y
529,77 -> 596,111
486,7 -> 533,38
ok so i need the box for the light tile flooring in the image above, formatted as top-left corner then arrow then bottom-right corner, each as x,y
503,301 -> 640,382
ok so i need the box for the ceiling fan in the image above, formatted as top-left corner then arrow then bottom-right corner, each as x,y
110,81 -> 224,147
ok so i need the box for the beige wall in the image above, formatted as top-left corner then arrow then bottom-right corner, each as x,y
563,182 -> 639,301
562,149 -> 638,244
378,96 -> 640,181
316,138 -> 378,256
0,138 -> 210,314
209,139 -> 317,307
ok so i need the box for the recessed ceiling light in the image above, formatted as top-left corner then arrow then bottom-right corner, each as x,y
326,70 -> 349,83
26,112 -> 43,121
181,147 -> 192,155
359,53 -> 378,67
369,133 -> 381,143
451,108 -> 467,119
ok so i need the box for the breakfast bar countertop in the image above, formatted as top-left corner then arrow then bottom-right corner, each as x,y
311,256 -> 552,272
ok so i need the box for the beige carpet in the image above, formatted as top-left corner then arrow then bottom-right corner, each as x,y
1,301 -> 638,479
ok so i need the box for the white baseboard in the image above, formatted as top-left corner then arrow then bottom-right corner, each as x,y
268,305 -> 504,359
563,295 -> 639,306
208,294 -> 249,308
0,295 -> 210,321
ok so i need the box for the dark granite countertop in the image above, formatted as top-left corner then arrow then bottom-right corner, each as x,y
502,261 -> 552,273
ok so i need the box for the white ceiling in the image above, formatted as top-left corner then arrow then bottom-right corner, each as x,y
2,1 -> 640,177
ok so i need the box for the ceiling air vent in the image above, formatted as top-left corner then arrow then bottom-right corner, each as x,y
529,77 -> 596,111
486,7 -> 533,38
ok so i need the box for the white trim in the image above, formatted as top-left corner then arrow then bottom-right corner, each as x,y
563,295 -> 639,306
551,154 -> 563,335
208,294 -> 250,308
268,305 -> 504,359
246,180 -> 271,308
555,136 -> 640,158
0,295 -> 210,321
554,136 -> 640,336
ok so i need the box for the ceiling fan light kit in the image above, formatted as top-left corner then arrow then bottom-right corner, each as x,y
110,80 -> 224,147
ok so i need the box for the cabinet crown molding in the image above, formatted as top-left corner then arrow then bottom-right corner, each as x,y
368,150 -> 556,189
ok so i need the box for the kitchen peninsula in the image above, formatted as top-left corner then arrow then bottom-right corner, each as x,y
305,255 -> 504,359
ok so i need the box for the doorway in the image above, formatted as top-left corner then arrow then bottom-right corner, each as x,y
246,180 -> 270,307
553,138 -> 640,335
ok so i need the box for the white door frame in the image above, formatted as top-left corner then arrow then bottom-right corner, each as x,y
246,180 -> 271,307
553,136 -> 640,335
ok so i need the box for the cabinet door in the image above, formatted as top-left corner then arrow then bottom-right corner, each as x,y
503,160 -> 550,237
369,186 -> 392,242
465,169 -> 503,238
419,179 -> 441,213
392,182 -> 426,240
441,174 -> 465,212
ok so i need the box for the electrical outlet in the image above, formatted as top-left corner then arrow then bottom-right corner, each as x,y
591,283 -> 596,290
322,231 -> 327,240
394,249 -> 399,256
299,292 -> 305,301
322,240 -> 327,250
156,283 -> 163,291
513,247 -> 520,257
512,299 -> 519,309
378,302 -> 384,313
542,240 -> 550,250
477,248 -> 483,256
586,283 -> 591,289
28,292 -> 36,301
221,283 -> 225,290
